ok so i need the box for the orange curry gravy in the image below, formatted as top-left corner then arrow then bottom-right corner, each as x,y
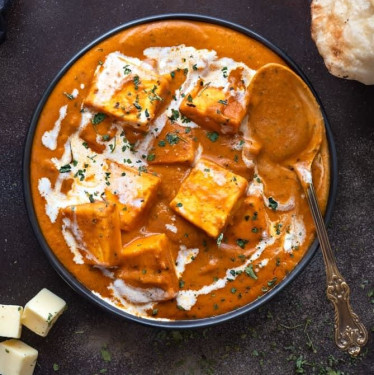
30,21 -> 330,320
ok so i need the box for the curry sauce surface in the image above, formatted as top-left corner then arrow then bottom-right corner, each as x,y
30,21 -> 330,320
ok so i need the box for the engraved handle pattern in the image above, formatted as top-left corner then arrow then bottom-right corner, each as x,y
306,184 -> 368,356
327,274 -> 368,356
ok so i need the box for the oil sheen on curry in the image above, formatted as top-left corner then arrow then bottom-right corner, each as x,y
30,21 -> 330,320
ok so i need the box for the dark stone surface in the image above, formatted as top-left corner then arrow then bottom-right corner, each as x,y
0,1 -> 373,374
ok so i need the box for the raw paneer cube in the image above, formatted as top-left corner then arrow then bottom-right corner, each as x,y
85,52 -> 169,132
180,69 -> 251,134
62,202 -> 122,266
21,289 -> 66,337
0,305 -> 23,339
170,158 -> 248,237
225,195 -> 269,248
118,234 -> 178,301
0,339 -> 38,375
148,122 -> 197,165
105,162 -> 161,231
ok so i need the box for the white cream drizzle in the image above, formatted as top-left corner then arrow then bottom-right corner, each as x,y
41,105 -> 68,150
175,245 -> 199,278
176,236 -> 275,310
283,214 -> 306,253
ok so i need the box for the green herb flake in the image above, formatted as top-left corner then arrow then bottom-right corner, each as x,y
170,71 -> 175,79
176,202 -> 183,207
206,131 -> 219,142
245,264 -> 258,280
63,92 -> 74,100
236,238 -> 249,249
102,134 -> 110,142
268,197 -> 278,211
179,279 -> 185,288
192,64 -> 198,71
100,346 -> 111,363
158,140 -> 166,147
216,233 -> 224,246
168,109 -> 180,123
92,113 -> 107,125
53,363 -> 59,371
231,287 -> 237,294
147,153 -> 156,162
123,64 -> 132,75
218,99 -> 228,105
166,132 -> 180,145
152,309 -> 158,316
221,66 -> 228,78
267,277 -> 277,287
133,75 -> 140,90
59,164 -> 71,173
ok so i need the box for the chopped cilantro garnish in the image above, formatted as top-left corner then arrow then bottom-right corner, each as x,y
268,197 -> 278,211
59,164 -> 71,173
123,64 -> 132,75
63,92 -> 74,100
216,233 -> 224,246
206,131 -> 219,142
168,109 -> 180,123
133,75 -> 140,90
218,99 -> 228,105
221,66 -> 228,78
236,238 -> 248,249
147,154 -> 156,161
92,113 -> 106,125
245,264 -> 258,280
166,132 -> 180,145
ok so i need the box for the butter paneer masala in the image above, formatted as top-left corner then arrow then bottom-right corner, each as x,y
31,21 -> 330,320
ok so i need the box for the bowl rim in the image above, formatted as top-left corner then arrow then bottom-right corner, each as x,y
23,13 -> 338,329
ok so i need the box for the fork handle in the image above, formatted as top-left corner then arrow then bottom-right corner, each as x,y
306,184 -> 368,356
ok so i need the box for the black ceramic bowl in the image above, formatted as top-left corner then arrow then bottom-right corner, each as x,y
23,14 -> 338,329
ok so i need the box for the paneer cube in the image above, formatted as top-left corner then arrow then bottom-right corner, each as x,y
21,289 -> 66,337
117,234 -> 178,302
105,162 -> 161,231
0,339 -> 38,375
62,202 -> 122,267
170,158 -> 248,237
225,195 -> 269,249
148,122 -> 197,165
85,52 -> 169,132
180,69 -> 252,134
0,305 -> 23,339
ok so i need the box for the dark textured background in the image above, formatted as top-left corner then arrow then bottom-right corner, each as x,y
0,1 -> 373,374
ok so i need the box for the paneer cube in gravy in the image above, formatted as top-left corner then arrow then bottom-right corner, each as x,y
225,195 -> 269,250
117,234 -> 178,301
85,52 -> 169,132
105,162 -> 161,231
148,122 -> 197,165
62,202 -> 122,267
180,68 -> 251,134
170,158 -> 248,238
